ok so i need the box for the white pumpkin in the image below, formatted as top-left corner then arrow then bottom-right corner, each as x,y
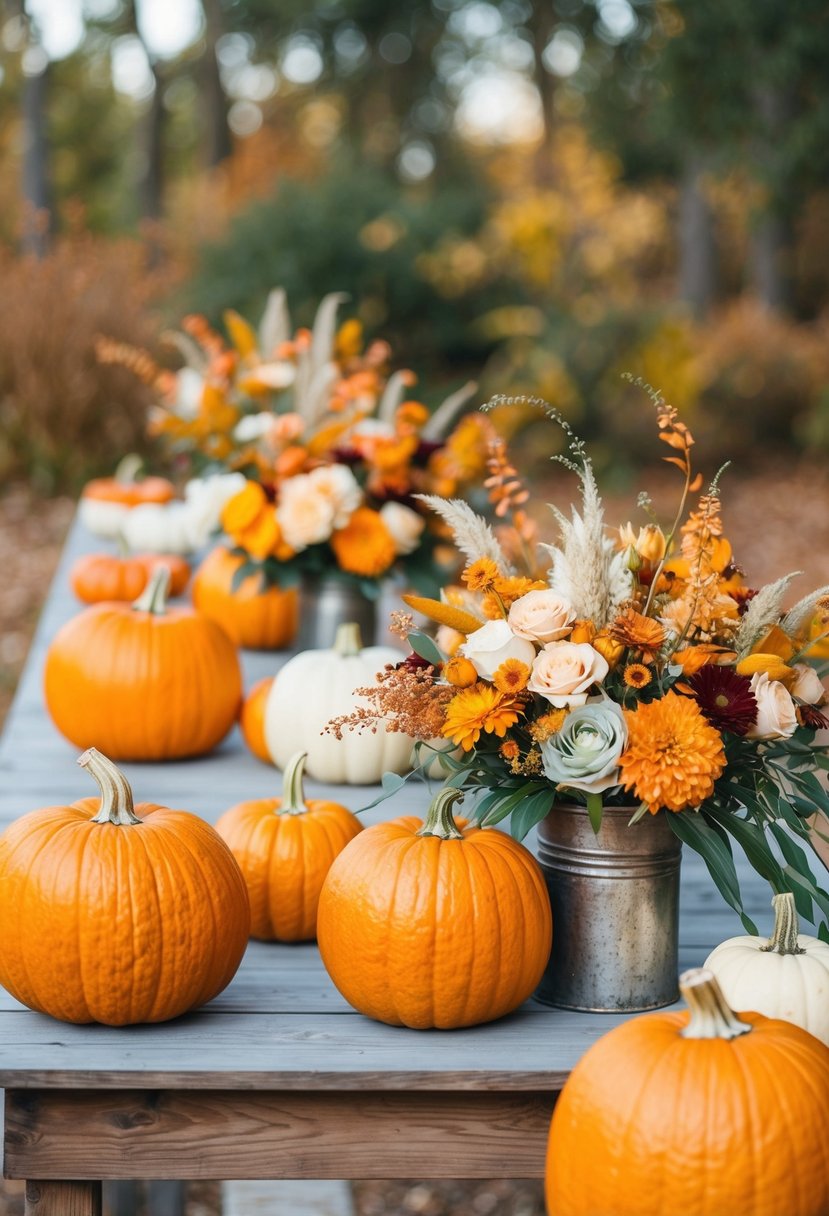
79,496 -> 130,539
121,502 -> 201,555
704,891 -> 829,1045
264,622 -> 414,784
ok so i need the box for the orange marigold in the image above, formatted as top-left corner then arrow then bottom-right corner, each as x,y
463,558 -> 500,592
493,659 -> 531,694
623,663 -> 652,690
222,481 -> 267,537
619,691 -> 726,814
331,507 -> 396,578
442,683 -> 524,751
610,608 -> 666,656
444,657 -> 478,688
500,739 -> 520,761
238,510 -> 281,561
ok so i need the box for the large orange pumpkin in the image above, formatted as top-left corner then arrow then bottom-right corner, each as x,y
0,749 -> 250,1025
240,677 -> 275,764
192,545 -> 298,650
79,455 -> 175,539
546,968 -> 829,1216
44,567 -> 242,760
70,552 -> 191,604
216,751 -> 362,941
317,789 -> 552,1029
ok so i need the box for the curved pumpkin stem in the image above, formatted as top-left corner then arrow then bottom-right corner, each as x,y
78,749 -> 142,826
132,565 -> 170,615
333,622 -> 362,657
418,787 -> 465,840
761,892 -> 805,956
114,453 -> 143,485
679,968 -> 752,1041
280,752 -> 310,816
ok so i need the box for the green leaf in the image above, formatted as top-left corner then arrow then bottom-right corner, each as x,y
407,630 -> 445,666
819,922 -> 829,944
782,866 -> 829,927
668,812 -> 757,934
509,788 -> 555,842
586,792 -> 603,835
230,560 -> 263,593
705,806 -> 786,891
768,823 -> 821,923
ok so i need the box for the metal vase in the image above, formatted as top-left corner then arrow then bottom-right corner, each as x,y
534,804 -> 681,1012
297,574 -> 378,650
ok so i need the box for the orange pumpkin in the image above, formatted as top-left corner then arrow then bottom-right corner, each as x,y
0,749 -> 250,1025
80,454 -> 175,539
317,789 -> 552,1029
216,751 -> 362,942
546,968 -> 829,1216
240,677 -> 274,763
192,545 -> 298,650
70,552 -> 191,604
44,567 -> 242,760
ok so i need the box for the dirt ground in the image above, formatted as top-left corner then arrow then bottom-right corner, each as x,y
0,459 -> 827,1216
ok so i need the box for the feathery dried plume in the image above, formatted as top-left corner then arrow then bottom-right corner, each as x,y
734,573 -> 801,657
416,494 -> 508,568
780,585 -> 829,640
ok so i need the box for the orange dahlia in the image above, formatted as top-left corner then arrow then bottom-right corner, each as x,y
442,683 -> 524,751
331,507 -> 396,578
462,558 -> 500,592
609,608 -> 666,657
619,691 -> 726,814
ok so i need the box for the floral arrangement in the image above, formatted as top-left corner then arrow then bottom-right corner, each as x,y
98,289 -> 492,592
330,393 -> 829,934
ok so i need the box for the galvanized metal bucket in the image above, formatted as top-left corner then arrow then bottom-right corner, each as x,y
534,803 -> 681,1012
297,575 -> 378,650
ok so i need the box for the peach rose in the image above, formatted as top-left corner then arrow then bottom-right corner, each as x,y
508,589 -> 576,645
746,673 -> 798,740
379,502 -> 426,555
528,642 -> 610,708
307,464 -> 363,528
460,620 -> 536,682
276,476 -> 336,551
789,663 -> 827,706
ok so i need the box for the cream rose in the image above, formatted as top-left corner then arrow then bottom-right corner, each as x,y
307,464 -> 363,528
460,620 -> 536,682
379,502 -> 426,555
789,663 -> 827,706
233,412 -> 276,444
508,589 -> 576,644
276,476 -> 336,551
747,672 -> 798,740
528,642 -> 610,708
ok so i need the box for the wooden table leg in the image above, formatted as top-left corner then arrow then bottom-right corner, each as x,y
25,1181 -> 102,1216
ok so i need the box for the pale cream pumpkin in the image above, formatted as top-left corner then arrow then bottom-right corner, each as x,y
704,892 -> 829,1046
264,622 -> 414,784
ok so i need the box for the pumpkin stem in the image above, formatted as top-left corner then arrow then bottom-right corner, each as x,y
132,565 -> 170,614
679,968 -> 752,1041
761,892 -> 805,956
418,787 -> 465,840
78,749 -> 142,826
280,752 -> 310,815
333,622 -> 363,657
114,453 -> 143,485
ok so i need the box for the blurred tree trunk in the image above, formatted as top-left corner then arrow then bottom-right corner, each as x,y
200,0 -> 232,167
125,0 -> 165,221
678,150 -> 717,319
13,0 -> 52,255
527,4 -> 556,184
748,85 -> 794,312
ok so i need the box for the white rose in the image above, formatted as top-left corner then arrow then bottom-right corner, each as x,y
307,464 -> 363,528
528,642 -> 610,708
747,673 -> 798,740
184,472 -> 248,546
276,476 -> 336,551
460,620 -> 536,682
508,589 -> 576,644
379,502 -> 426,555
233,412 -> 276,444
789,664 -> 827,706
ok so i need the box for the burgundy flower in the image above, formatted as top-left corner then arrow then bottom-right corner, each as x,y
687,666 -> 758,736
798,704 -> 829,731
396,653 -> 434,673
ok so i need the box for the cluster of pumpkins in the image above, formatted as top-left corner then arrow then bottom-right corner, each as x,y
2,465 -> 829,1213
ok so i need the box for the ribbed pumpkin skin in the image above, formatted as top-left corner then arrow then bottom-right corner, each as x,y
240,678 -> 275,764
43,602 -> 242,760
546,1008 -> 829,1216
317,817 -> 552,1029
0,797 -> 250,1025
192,546 -> 298,650
216,797 -> 362,941
70,554 -> 190,603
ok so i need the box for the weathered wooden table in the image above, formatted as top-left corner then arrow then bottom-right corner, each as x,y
0,522 -> 771,1215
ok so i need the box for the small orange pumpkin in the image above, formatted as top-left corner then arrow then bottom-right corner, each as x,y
192,545 -> 298,650
546,968 -> 829,1216
317,788 -> 552,1029
216,751 -> 362,941
70,552 -> 191,604
79,454 -> 175,539
44,567 -> 242,760
240,677 -> 275,764
0,749 -> 250,1025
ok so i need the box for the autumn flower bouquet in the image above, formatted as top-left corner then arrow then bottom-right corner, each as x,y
335,393 -> 829,932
